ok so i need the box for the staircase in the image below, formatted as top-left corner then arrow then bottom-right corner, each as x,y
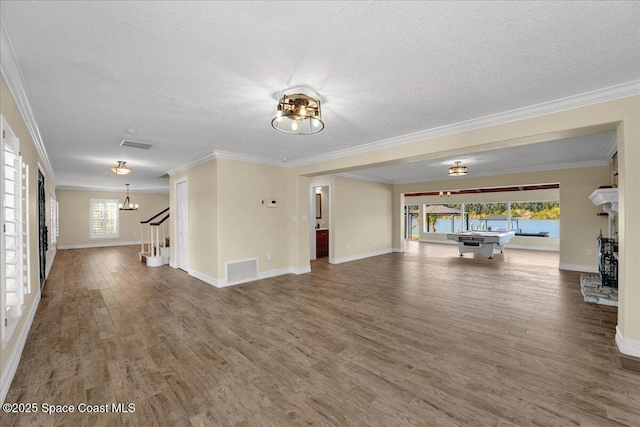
139,208 -> 170,267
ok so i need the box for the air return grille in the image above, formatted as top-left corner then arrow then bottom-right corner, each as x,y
226,259 -> 258,284
120,140 -> 154,150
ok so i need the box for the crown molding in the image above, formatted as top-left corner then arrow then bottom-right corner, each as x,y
391,159 -> 609,184
0,19 -> 57,187
57,185 -> 169,194
288,80 -> 640,168
605,134 -> 617,161
167,149 -> 286,176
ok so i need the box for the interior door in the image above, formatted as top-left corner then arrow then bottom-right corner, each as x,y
176,180 -> 189,271
38,169 -> 47,289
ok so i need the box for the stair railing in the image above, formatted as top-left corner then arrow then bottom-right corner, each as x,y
140,208 -> 169,256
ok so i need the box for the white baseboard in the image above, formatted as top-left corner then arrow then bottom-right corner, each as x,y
169,260 -> 177,268
187,268 -> 220,287
291,266 -> 311,275
559,263 -> 598,273
616,326 -> 640,358
57,240 -> 142,250
45,248 -> 56,279
393,247 -> 405,252
330,248 -> 393,265
187,265 -> 309,289
1,291 -> 41,404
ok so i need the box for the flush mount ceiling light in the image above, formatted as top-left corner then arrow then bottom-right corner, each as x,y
119,184 -> 139,211
448,161 -> 468,176
111,160 -> 132,175
271,93 -> 324,135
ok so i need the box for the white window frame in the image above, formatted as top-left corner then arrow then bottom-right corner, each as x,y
50,192 -> 58,244
1,115 -> 31,346
90,199 -> 119,239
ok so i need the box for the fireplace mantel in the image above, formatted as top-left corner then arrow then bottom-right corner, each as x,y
589,188 -> 618,212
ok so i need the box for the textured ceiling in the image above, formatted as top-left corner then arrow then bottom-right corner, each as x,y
345,131 -> 616,184
1,1 -> 639,190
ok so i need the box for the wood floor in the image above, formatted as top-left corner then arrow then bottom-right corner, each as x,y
4,242 -> 640,426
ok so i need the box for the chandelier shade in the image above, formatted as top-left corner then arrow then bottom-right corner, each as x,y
271,93 -> 324,135
119,184 -> 139,211
448,161 -> 468,176
111,160 -> 132,175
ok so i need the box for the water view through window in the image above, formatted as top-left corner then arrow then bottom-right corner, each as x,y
422,201 -> 560,238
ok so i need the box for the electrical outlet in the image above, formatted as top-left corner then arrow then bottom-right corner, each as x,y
301,215 -> 307,221
368,240 -> 372,246
345,243 -> 349,249
292,215 -> 297,222
586,249 -> 592,255
267,252 -> 272,262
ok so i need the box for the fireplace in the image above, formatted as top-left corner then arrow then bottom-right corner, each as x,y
598,231 -> 618,288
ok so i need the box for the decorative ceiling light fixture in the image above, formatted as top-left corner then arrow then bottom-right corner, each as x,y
119,184 -> 139,211
111,160 -> 132,175
439,191 -> 451,197
271,93 -> 324,135
448,161 -> 468,176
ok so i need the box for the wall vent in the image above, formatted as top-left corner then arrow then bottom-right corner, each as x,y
120,140 -> 154,150
226,258 -> 258,284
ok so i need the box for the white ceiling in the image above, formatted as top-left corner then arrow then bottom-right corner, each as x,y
344,131 -> 616,184
1,1 -> 639,190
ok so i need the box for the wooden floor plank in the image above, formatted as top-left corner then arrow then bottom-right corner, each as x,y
4,242 -> 640,426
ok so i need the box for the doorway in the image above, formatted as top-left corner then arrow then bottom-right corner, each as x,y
175,179 -> 189,271
404,205 -> 419,240
310,183 -> 330,261
38,169 -> 47,289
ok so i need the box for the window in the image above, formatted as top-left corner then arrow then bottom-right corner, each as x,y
466,203 -> 509,231
2,115 -> 31,346
90,199 -> 119,239
511,201 -> 560,237
50,193 -> 58,244
424,204 -> 463,233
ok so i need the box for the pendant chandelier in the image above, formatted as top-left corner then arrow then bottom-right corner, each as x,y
448,161 -> 468,176
271,93 -> 324,135
119,184 -> 139,210
111,160 -> 132,175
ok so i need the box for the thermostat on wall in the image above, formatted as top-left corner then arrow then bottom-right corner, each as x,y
267,199 -> 277,208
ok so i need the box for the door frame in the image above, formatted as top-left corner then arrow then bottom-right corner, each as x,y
173,177 -> 189,271
309,182 -> 331,262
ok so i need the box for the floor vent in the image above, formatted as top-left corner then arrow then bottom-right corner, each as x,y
120,140 -> 154,150
227,259 -> 258,284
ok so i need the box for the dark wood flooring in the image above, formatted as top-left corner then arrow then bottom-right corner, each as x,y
4,242 -> 640,426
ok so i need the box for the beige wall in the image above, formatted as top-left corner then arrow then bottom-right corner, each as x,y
216,158 -> 292,277
332,176 -> 393,261
169,158 -> 294,282
1,78 -> 57,383
169,159 -> 218,279
57,190 -> 169,248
